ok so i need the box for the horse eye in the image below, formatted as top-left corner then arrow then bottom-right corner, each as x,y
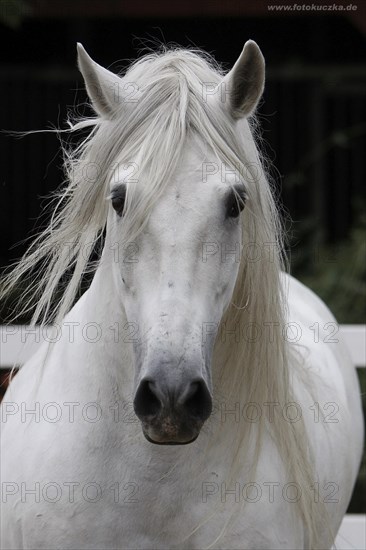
111,186 -> 126,217
226,190 -> 246,219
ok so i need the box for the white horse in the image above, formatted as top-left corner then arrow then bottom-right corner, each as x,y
0,41 -> 363,549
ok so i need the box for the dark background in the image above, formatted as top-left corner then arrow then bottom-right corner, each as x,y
0,0 -> 365,512
1,0 -> 365,324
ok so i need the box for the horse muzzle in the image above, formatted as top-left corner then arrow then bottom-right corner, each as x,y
133,377 -> 212,445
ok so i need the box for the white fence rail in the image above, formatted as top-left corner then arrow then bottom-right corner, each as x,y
335,514 -> 366,550
1,324 -> 365,549
1,324 -> 365,368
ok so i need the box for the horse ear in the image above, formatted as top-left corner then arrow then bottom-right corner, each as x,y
222,40 -> 265,119
77,43 -> 122,118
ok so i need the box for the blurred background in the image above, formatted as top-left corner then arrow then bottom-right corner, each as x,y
0,0 -> 365,512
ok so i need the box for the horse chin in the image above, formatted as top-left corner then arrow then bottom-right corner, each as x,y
142,431 -> 199,446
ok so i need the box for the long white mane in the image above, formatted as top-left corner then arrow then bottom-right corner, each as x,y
1,46 -> 327,547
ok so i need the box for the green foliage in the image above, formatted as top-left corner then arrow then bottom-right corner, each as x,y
290,204 -> 366,324
0,0 -> 30,29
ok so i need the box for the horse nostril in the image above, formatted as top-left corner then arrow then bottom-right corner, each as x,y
133,380 -> 161,419
183,380 -> 212,422
134,377 -> 212,425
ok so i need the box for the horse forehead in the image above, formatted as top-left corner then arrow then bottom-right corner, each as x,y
147,182 -> 216,233
145,175 -> 223,240
168,145 -> 229,200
